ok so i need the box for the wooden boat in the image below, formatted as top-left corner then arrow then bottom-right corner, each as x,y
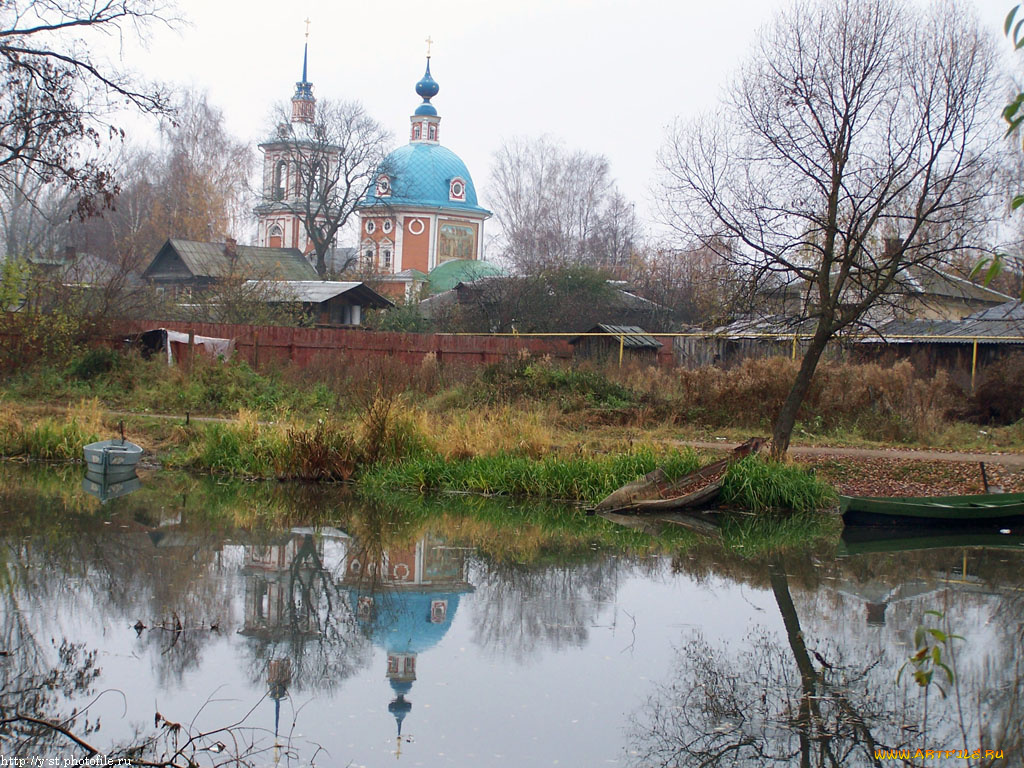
592,437 -> 767,514
83,438 -> 143,470
840,492 -> 1024,528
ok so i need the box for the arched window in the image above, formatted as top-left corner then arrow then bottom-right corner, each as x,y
428,124 -> 437,141
412,124 -> 422,140
361,240 -> 376,269
311,162 -> 326,199
273,161 -> 286,201
268,224 -> 283,248
380,238 -> 394,271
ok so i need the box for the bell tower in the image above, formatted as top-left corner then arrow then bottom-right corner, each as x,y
254,23 -> 332,260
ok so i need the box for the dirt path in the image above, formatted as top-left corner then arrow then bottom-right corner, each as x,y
678,440 -> 1024,468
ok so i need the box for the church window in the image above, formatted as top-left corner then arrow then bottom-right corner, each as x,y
428,124 -> 437,141
382,248 -> 392,271
408,218 -> 425,236
376,175 -> 391,197
311,162 -> 326,198
268,224 -> 283,248
361,240 -> 376,268
365,219 -> 376,234
412,124 -> 421,140
382,219 -> 393,234
449,178 -> 466,201
273,161 -> 286,201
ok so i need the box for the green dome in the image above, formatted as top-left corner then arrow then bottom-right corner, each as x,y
428,259 -> 504,294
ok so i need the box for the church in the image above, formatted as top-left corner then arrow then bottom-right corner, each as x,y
254,40 -> 493,298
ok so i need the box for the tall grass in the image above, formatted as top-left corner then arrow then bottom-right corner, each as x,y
720,455 -> 837,514
359,447 -> 703,503
0,398 -> 105,460
169,411 -> 358,480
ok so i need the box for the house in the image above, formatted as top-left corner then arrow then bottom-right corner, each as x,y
417,276 -> 674,332
569,324 -> 663,364
776,264 -> 1012,323
142,238 -> 318,298
244,280 -> 393,327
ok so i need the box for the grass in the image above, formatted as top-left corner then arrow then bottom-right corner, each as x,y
165,412 -> 358,481
357,446 -> 705,504
0,398 -> 105,460
360,447 -> 834,515
721,455 -> 838,515
4,346 -> 1024,455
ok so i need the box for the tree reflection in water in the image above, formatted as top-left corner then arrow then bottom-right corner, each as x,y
627,553 -> 1024,768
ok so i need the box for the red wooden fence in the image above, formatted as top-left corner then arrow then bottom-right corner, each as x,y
0,315 -> 677,370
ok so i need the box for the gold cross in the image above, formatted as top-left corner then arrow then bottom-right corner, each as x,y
425,35 -> 433,57
304,18 -> 311,38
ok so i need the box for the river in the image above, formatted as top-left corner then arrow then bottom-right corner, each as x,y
1,464 -> 1022,767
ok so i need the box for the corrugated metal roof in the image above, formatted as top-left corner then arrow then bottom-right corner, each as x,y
963,300 -> 1024,322
244,280 -> 393,308
569,324 -> 662,349
858,303 -> 1024,344
167,239 -> 318,281
901,265 -> 1012,304
712,315 -> 818,338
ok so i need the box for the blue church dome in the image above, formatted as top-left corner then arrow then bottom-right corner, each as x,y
349,590 -> 464,654
363,143 -> 491,215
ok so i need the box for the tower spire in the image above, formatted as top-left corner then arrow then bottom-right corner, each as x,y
291,23 -> 315,123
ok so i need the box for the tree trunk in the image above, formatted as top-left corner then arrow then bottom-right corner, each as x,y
315,250 -> 327,279
769,562 -> 819,768
771,324 -> 832,459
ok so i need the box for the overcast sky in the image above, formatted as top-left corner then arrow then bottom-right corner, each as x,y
119,0 -> 1015,239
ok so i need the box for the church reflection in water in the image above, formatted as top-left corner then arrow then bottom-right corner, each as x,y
342,531 -> 473,756
237,524 -> 472,757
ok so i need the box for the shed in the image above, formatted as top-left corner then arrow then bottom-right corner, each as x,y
569,324 -> 662,364
244,280 -> 393,327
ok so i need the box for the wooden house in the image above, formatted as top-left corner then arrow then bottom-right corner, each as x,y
569,324 -> 663,364
142,238 -> 318,298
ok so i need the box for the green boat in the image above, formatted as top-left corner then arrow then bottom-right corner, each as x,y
840,492 -> 1024,527
837,527 -> 1024,555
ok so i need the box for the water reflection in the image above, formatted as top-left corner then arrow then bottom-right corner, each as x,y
0,463 -> 1022,767
628,549 -> 1024,767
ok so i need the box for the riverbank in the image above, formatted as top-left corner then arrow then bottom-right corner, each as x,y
3,396 -> 1022,507
2,350 -> 1023,506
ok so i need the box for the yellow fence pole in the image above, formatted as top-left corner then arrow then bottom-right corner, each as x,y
791,334 -> 797,360
971,338 -> 978,392
618,334 -> 624,367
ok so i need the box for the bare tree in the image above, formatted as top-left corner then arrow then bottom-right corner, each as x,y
66,90 -> 251,262
657,0 -> 1001,456
0,0 -> 175,219
259,100 -> 391,278
627,241 -> 746,327
490,136 -> 641,273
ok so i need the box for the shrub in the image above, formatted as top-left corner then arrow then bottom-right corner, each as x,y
964,354 -> 1024,426
356,391 -> 431,465
67,348 -> 121,381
